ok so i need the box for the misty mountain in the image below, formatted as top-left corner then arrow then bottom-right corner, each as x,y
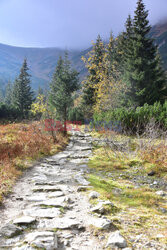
0,20 -> 167,91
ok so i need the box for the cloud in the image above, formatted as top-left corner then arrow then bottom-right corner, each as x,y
0,0 -> 166,48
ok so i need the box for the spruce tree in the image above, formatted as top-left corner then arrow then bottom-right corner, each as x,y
113,15 -> 134,83
106,32 -> 116,78
12,59 -> 34,118
5,81 -> 13,106
125,0 -> 167,106
0,88 -> 4,103
49,54 -> 79,133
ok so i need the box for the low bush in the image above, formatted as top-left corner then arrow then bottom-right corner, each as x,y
93,101 -> 167,134
0,103 -> 21,121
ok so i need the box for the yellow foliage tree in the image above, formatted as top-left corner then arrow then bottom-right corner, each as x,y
31,94 -> 47,117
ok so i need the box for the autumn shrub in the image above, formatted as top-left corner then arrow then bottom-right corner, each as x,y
141,144 -> 167,175
0,121 -> 68,202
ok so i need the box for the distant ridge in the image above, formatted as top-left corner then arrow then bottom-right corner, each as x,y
0,20 -> 167,90
0,44 -> 87,90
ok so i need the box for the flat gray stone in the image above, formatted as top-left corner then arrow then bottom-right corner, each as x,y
13,216 -> 36,225
26,194 -> 47,202
89,217 -> 112,230
75,174 -> 90,186
90,204 -> 105,214
69,151 -> 91,159
99,200 -> 114,206
91,200 -> 114,214
39,218 -> 83,230
38,197 -> 66,207
23,207 -> 61,218
48,191 -> 64,198
32,185 -> 62,192
69,158 -> 89,164
0,223 -> 22,238
34,181 -> 61,186
69,146 -> 92,151
25,231 -> 57,250
106,231 -> 127,248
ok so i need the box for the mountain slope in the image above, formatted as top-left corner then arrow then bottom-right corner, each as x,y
150,21 -> 167,69
0,44 -> 85,90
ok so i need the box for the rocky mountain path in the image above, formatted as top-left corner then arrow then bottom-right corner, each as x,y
0,131 -> 119,250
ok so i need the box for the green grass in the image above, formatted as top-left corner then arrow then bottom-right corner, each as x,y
88,174 -> 163,209
88,147 -> 142,172
88,174 -> 167,244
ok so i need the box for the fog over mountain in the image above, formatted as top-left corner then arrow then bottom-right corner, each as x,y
0,20 -> 167,91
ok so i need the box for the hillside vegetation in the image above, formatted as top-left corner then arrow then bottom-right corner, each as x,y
150,21 -> 167,69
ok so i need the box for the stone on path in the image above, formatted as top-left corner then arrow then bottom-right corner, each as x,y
26,194 -> 47,202
23,207 -> 61,218
24,231 -> 57,250
39,218 -> 84,230
0,223 -> 22,238
32,185 -> 62,192
106,230 -> 127,249
89,217 -> 112,230
13,216 -> 36,225
69,158 -> 89,164
75,174 -> 90,186
48,191 -> 64,198
37,197 -> 66,207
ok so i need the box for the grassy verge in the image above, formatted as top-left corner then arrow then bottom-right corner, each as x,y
0,121 -> 68,203
87,129 -> 167,244
88,174 -> 167,244
90,129 -> 167,178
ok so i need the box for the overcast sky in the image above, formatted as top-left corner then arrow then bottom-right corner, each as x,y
0,0 -> 166,49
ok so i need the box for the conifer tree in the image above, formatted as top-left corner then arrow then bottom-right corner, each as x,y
0,88 -> 4,103
5,81 -> 13,106
106,32 -> 117,78
49,54 -> 79,133
125,0 -> 167,105
12,59 -> 34,118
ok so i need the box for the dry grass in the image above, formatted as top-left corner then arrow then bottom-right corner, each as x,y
0,121 -> 68,202
141,144 -> 167,176
90,126 -> 167,178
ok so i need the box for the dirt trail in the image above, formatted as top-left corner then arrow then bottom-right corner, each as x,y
0,131 -> 111,250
